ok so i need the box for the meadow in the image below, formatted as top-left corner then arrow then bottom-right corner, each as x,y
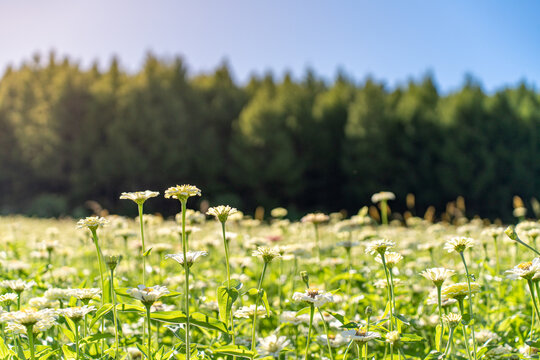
0,186 -> 539,360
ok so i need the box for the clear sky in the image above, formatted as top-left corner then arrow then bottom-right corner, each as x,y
1,0 -> 539,92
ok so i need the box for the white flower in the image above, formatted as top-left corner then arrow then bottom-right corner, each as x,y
257,334 -> 290,357
77,216 -> 108,230
292,288 -> 334,308
6,308 -> 57,332
234,305 -> 267,319
301,213 -> 329,224
1,280 -> 36,293
207,205 -> 238,223
252,247 -> 281,263
506,258 -> 540,280
365,239 -> 395,256
62,305 -> 96,322
70,288 -> 102,301
371,191 -> 395,203
444,237 -> 475,253
420,268 -> 455,287
166,251 -> 208,268
127,285 -> 170,305
342,329 -> 381,344
120,190 -> 159,205
164,185 -> 201,201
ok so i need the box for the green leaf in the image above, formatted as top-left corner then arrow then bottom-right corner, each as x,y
89,303 -> 113,328
423,350 -> 443,360
60,325 -> 75,343
151,311 -> 228,333
62,345 -> 77,360
260,289 -> 271,316
326,311 -> 348,325
143,247 -> 153,257
217,285 -> 239,325
295,306 -> 311,316
222,279 -> 243,290
212,345 -> 256,359
81,332 -> 115,344
0,337 -> 15,358
116,303 -> 145,312
400,333 -> 424,342
435,325 -> 442,351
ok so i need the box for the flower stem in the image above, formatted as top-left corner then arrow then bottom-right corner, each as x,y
304,304 -> 315,360
527,280 -> 540,341
181,199 -> 191,360
138,204 -> 146,285
380,253 -> 394,330
381,200 -> 388,225
443,327 -> 454,357
458,300 -> 473,360
146,305 -> 153,360
221,221 -> 236,345
75,322 -> 80,360
110,269 -> 119,359
27,326 -> 35,360
318,308 -> 335,360
436,286 -> 444,351
251,262 -> 268,353
459,252 -> 477,360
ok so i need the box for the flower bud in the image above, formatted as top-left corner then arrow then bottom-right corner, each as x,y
300,271 -> 310,288
505,226 -> 517,241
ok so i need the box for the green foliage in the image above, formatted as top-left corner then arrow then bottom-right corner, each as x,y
0,53 -> 539,220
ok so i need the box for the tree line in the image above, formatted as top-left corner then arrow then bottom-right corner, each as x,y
0,52 -> 538,220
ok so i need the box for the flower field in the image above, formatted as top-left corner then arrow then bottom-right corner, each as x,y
0,186 -> 539,360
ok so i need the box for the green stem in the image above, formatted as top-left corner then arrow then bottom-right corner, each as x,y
304,304 -> 315,360
27,326 -> 35,360
146,306 -> 153,360
381,200 -> 388,225
437,286 -> 444,351
458,300 -> 473,360
221,222 -> 236,345
251,262 -> 268,352
75,322 -> 80,360
138,204 -> 146,285
528,280 -> 540,341
110,269 -> 119,360
318,308 -> 335,360
460,252 -> 477,360
181,200 -> 191,360
380,253 -> 394,330
443,327 -> 454,357
492,236 -> 500,275
90,229 -> 106,301
342,340 -> 353,360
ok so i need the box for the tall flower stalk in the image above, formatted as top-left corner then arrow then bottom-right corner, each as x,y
77,217 -> 108,304
420,268 -> 454,351
445,237 -> 477,360
165,184 -> 201,360
127,285 -> 170,360
293,274 -> 334,360
207,205 -> 238,341
250,247 -> 280,354
120,190 -> 159,285
106,255 -> 121,360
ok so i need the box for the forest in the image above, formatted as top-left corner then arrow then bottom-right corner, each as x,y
0,52 -> 538,220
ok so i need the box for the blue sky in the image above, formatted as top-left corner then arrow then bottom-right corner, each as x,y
1,0 -> 539,92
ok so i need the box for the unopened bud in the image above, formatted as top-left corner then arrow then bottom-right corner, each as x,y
300,271 -> 309,288
505,226 -> 517,241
